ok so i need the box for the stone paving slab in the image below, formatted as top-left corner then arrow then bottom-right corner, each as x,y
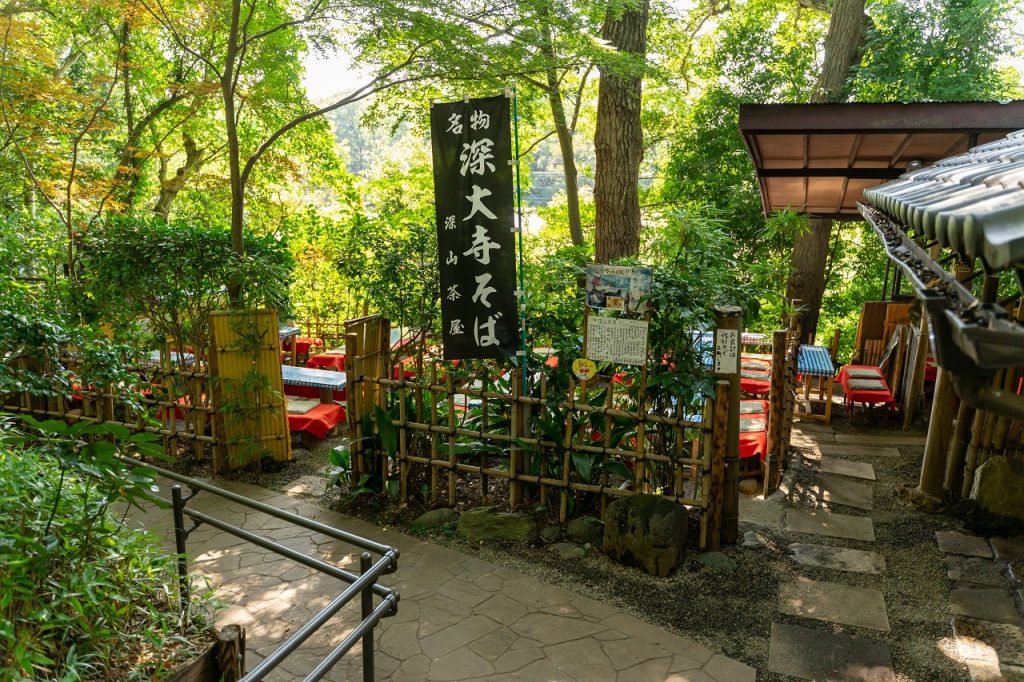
738,497 -> 784,531
816,444 -> 901,459
945,556 -> 1010,588
779,577 -> 891,631
130,478 -> 756,681
937,531 -> 994,558
768,622 -> 895,681
283,475 -> 328,496
950,587 -> 1023,626
792,422 -> 835,434
789,543 -> 886,575
786,509 -> 875,542
992,537 -> 1024,562
820,456 -> 876,481
953,616 -> 1024,676
811,474 -> 874,511
833,434 -> 926,446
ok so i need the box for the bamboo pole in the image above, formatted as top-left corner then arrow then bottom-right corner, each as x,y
447,371 -> 456,507
559,379 -> 576,523
766,330 -> 787,493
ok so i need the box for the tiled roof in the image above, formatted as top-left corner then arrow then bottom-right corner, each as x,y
863,130 -> 1024,272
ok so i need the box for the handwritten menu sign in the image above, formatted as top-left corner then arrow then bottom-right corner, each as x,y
430,95 -> 518,360
587,316 -> 649,366
714,329 -> 738,374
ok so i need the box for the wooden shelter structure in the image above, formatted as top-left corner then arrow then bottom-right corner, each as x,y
739,101 -> 1024,220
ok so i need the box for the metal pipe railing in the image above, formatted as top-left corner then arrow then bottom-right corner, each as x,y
153,466 -> 399,682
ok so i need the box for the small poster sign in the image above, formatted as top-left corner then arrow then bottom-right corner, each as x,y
587,316 -> 649,366
714,329 -> 739,374
585,264 -> 653,314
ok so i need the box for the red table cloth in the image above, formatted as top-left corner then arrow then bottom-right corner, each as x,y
739,411 -> 768,461
838,365 -> 896,408
307,352 -> 346,371
287,403 -> 345,440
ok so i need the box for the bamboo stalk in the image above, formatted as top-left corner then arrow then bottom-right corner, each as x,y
430,362 -> 439,505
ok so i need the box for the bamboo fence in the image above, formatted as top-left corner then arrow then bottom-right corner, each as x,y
1,353 -> 214,462
343,320 -> 728,549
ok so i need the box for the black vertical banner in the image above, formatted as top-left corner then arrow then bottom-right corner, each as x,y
430,95 -> 518,360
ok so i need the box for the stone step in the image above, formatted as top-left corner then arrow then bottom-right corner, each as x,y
788,475 -> 874,511
816,444 -> 901,459
779,577 -> 891,631
819,456 -> 876,481
789,543 -> 886,575
834,434 -> 926,446
953,615 -> 1024,680
936,531 -> 993,559
768,622 -> 895,681
950,587 -> 1022,626
786,508 -> 875,542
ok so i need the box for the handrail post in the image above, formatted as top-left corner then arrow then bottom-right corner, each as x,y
171,484 -> 191,624
360,552 -> 375,682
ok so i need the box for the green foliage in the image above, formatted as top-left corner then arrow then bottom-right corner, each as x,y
855,0 -> 1020,102
81,216 -> 293,361
0,428 -> 212,680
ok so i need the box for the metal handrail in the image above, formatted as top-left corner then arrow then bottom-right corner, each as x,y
122,457 -> 400,682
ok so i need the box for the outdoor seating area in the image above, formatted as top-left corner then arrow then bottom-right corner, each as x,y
4,2 -> 1024,678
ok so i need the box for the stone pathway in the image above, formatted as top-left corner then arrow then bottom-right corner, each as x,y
761,422 -> 899,681
130,479 -> 755,681
936,531 -> 1024,679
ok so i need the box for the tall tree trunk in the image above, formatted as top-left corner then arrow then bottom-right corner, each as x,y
546,78 -> 584,247
593,0 -> 650,263
539,8 -> 584,247
223,0 -> 244,304
786,0 -> 866,339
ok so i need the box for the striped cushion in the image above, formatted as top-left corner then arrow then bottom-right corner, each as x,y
848,379 -> 887,391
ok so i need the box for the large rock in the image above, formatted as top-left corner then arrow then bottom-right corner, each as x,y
457,506 -> 537,543
566,516 -> 604,545
971,456 -> 1024,521
603,495 -> 689,577
410,507 -> 457,532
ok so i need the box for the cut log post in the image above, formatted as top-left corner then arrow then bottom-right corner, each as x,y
707,380 -> 730,551
713,305 -> 743,545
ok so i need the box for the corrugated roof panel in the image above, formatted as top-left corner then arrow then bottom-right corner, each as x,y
863,129 -> 1024,271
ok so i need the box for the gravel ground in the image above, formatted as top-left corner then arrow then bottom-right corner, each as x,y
182,405 -> 1023,680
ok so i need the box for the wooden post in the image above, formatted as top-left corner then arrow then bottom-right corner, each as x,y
707,380 -> 730,551
430,362 -> 439,504
559,379 -> 576,523
713,305 -> 742,545
346,332 -> 362,487
217,625 -> 245,681
509,369 -> 522,508
447,372 -> 456,507
766,330 -> 787,493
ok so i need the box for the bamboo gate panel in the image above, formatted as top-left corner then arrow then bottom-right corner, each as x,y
209,309 -> 290,471
344,315 -> 391,486
1,355 -> 214,461
347,357 -> 728,550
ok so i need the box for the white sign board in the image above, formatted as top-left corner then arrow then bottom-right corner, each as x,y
714,329 -> 739,374
587,316 -> 649,366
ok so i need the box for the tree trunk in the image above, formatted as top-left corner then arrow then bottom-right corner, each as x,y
785,0 -> 866,339
223,0 -> 244,304
593,0 -> 649,263
546,78 -> 584,247
539,8 -> 584,247
153,134 -> 204,219
786,219 -> 831,340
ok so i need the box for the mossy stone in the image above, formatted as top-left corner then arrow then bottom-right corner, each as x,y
457,506 -> 537,543
410,507 -> 457,532
603,494 -> 689,577
567,516 -> 604,545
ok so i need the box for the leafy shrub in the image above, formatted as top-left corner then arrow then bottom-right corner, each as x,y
80,216 -> 293,365
0,421 -> 213,680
